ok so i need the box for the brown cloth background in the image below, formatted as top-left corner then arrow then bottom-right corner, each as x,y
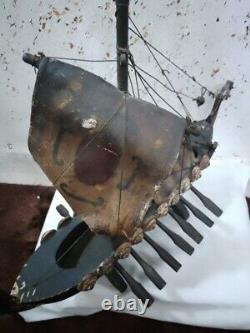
0,183 -> 248,333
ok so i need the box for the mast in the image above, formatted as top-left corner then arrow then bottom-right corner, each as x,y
116,0 -> 129,92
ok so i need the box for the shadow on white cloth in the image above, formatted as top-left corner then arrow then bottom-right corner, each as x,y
20,159 -> 250,329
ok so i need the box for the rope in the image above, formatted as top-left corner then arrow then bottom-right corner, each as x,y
130,62 -> 194,100
129,56 -> 184,118
129,26 -> 215,97
129,16 -> 192,119
47,56 -> 117,63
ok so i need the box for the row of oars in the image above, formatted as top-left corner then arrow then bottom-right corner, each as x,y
95,186 -> 223,307
55,186 -> 222,307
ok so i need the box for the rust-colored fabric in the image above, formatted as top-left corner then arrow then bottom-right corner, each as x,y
0,183 -> 248,332
0,184 -> 54,292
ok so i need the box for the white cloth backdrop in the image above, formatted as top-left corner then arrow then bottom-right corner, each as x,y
20,159 -> 250,330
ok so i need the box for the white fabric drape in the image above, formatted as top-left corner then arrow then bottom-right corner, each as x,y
20,159 -> 250,329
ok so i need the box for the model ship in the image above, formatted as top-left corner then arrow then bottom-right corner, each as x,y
2,0 -> 233,313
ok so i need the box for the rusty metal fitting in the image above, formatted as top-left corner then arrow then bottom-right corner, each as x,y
97,259 -> 114,275
191,166 -> 201,181
130,228 -> 144,244
143,218 -> 157,231
77,274 -> 97,291
115,242 -> 131,259
170,192 -> 180,205
167,189 -> 180,206
157,202 -> 169,216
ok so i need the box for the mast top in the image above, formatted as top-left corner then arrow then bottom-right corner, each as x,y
116,0 -> 130,92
